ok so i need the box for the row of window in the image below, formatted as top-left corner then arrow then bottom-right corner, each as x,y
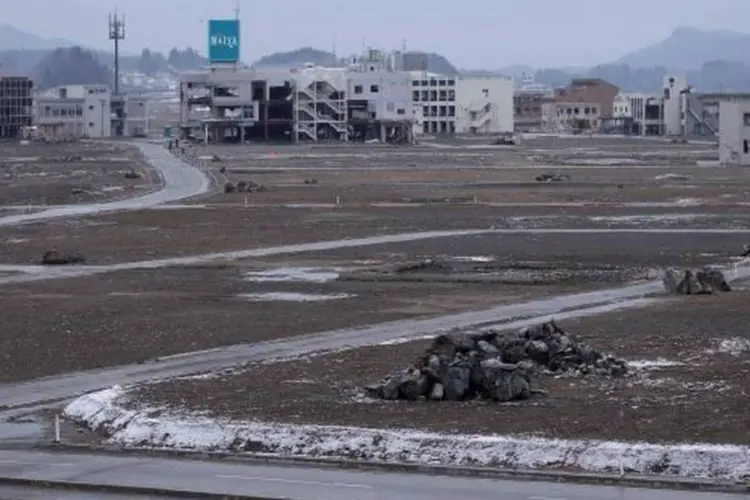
413,79 -> 455,87
42,103 -> 101,117
556,106 -> 598,116
422,120 -> 456,134
413,89 -> 456,102
422,105 -> 456,117
353,84 -> 378,94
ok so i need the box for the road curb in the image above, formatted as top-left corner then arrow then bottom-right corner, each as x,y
0,476 -> 288,499
31,443 -> 750,494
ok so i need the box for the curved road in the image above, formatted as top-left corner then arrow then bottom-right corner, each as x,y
0,143 -> 210,227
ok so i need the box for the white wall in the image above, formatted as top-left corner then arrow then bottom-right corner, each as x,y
719,100 -> 750,166
83,89 -> 112,138
612,95 -> 631,118
348,71 -> 412,121
663,74 -> 687,136
455,76 -> 513,133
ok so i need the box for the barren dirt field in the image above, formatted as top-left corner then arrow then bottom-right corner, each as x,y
0,141 -> 158,206
134,292 -> 750,445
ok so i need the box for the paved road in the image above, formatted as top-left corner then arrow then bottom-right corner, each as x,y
0,485 -> 164,499
0,450 -> 743,500
0,142 -> 210,227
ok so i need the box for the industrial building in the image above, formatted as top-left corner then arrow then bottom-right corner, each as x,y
0,70 -> 34,139
179,47 -> 514,143
34,84 -> 148,139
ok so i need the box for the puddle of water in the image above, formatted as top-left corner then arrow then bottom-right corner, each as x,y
237,292 -> 353,302
244,267 -> 343,283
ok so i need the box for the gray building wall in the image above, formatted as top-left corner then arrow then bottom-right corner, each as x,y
401,53 -> 429,72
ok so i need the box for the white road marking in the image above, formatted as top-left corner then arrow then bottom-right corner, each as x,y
216,474 -> 373,489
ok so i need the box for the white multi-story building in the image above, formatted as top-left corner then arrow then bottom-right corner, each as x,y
623,92 -> 663,136
36,84 -> 111,138
663,74 -> 689,136
716,95 -> 750,166
34,84 -> 149,139
612,94 -> 631,118
409,72 -> 513,136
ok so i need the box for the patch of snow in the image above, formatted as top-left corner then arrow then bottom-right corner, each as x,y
654,173 -> 692,181
64,386 -> 750,479
628,359 -> 686,370
708,338 -> 750,357
674,198 -> 703,207
449,255 -> 495,263
5,237 -> 28,244
237,292 -> 353,302
376,334 -> 438,346
100,186 -> 125,193
244,267 -> 343,283
588,214 -> 702,224
150,204 -> 208,210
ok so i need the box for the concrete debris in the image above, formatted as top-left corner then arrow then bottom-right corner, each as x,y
224,180 -> 266,194
364,321 -> 627,403
41,250 -> 86,265
123,169 -> 142,179
304,178 -> 319,185
49,155 -> 83,163
535,172 -> 571,182
662,268 -> 731,295
210,155 -> 222,162
742,244 -> 750,257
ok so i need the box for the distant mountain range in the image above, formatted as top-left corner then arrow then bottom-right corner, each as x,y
3,24 -> 750,92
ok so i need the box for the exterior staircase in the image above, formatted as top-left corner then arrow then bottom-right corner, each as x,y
294,68 -> 348,142
467,101 -> 492,133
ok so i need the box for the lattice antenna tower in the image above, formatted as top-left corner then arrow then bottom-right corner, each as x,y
108,10 -> 126,96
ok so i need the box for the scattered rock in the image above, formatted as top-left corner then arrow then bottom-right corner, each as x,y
219,166 -> 227,174
663,268 -> 731,295
365,321 -> 627,403
742,244 -> 750,257
535,172 -> 571,182
41,250 -> 86,265
236,180 -> 265,193
123,169 -> 142,179
304,178 -> 319,185
224,182 -> 236,194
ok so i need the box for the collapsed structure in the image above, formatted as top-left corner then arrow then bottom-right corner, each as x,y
178,49 -> 514,143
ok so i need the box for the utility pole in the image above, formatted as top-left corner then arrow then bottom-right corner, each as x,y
108,10 -> 125,96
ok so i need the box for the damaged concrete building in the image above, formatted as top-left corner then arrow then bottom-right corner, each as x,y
178,49 -> 416,143
34,84 -> 149,139
0,67 -> 34,139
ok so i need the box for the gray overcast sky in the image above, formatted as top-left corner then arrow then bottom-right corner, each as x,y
4,0 -> 750,68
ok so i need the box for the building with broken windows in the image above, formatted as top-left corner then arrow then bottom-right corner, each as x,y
0,71 -> 34,139
178,48 -> 514,143
34,84 -> 149,139
179,48 -> 419,143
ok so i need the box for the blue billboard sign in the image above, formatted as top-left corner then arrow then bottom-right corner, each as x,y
208,19 -> 240,63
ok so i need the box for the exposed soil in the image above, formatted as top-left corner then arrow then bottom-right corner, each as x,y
1,203 -> 750,265
0,141 -> 158,206
0,264 -> 576,382
133,292 -> 750,445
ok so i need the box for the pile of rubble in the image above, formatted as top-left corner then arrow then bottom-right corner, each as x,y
41,250 -> 85,265
535,172 -> 571,182
224,180 -> 266,193
49,155 -> 83,163
364,321 -> 627,403
663,268 -> 731,295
